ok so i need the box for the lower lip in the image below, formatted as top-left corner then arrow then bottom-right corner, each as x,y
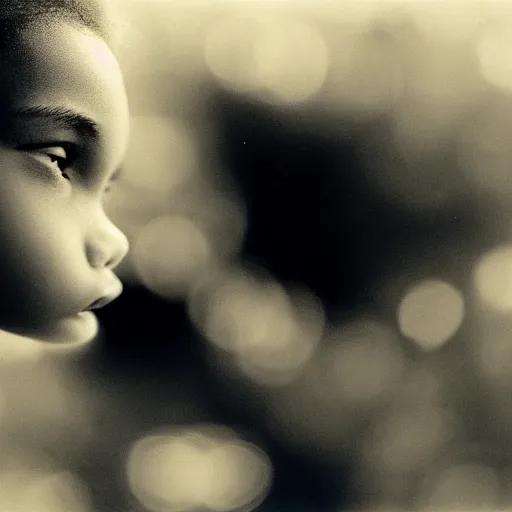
38,311 -> 99,344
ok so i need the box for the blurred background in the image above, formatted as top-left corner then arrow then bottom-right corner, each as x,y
6,0 -> 512,510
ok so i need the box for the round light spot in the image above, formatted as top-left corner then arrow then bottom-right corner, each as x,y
189,269 -> 287,353
474,245 -> 512,311
203,442 -> 272,511
189,270 -> 324,386
133,214 -> 212,299
397,279 -> 464,350
127,434 -> 210,512
205,15 -> 329,104
252,20 -> 329,104
236,287 -> 325,386
127,427 -> 272,512
204,15 -> 266,94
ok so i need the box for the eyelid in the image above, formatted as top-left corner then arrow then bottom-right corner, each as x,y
17,141 -> 75,151
35,146 -> 67,158
17,141 -> 78,162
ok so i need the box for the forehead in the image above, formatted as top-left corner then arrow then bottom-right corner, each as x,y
0,21 -> 129,153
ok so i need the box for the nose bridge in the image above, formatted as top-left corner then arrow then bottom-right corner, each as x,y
85,205 -> 129,270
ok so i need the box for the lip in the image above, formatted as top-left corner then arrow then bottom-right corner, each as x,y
85,278 -> 123,311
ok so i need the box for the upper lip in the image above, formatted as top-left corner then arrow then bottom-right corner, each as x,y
85,278 -> 123,311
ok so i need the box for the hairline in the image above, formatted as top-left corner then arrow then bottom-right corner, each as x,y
0,3 -> 116,53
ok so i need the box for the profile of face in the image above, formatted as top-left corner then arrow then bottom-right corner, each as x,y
0,21 -> 130,343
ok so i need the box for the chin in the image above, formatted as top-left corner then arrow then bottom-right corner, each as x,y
6,311 -> 100,346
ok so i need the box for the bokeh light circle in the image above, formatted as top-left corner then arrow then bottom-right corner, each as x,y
205,14 -> 329,104
397,279 -> 464,350
188,268 -> 325,386
133,214 -> 212,299
252,19 -> 330,103
202,442 -> 272,511
127,426 -> 272,512
474,245 -> 512,311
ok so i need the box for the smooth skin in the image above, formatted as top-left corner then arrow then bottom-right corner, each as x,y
0,21 -> 130,343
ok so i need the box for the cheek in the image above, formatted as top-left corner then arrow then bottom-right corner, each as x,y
0,170 -> 88,322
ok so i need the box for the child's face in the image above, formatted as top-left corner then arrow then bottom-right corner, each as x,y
0,21 -> 130,343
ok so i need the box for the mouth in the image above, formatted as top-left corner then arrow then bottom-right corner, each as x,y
85,280 -> 123,311
29,280 -> 123,344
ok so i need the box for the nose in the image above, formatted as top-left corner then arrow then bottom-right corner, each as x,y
86,211 -> 129,270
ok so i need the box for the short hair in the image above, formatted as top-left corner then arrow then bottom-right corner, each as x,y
0,0 -> 120,52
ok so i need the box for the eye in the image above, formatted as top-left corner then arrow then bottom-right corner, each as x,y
20,142 -> 77,179
31,145 -> 73,177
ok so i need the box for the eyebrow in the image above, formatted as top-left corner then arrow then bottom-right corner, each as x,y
7,105 -> 101,145
8,105 -> 125,183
